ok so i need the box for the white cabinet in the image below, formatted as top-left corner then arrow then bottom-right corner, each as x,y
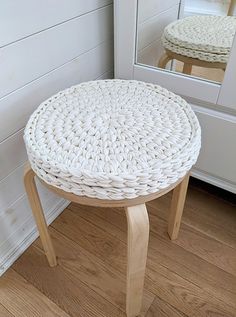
192,106 -> 236,193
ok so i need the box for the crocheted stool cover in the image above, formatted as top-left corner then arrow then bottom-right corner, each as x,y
162,15 -> 236,63
24,80 -> 201,200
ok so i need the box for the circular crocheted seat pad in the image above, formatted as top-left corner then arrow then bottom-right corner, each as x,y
24,80 -> 201,200
163,15 -> 236,62
162,37 -> 229,63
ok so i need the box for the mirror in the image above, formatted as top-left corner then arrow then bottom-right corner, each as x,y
136,0 -> 236,83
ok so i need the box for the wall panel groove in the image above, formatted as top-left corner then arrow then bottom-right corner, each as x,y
0,40 -> 113,142
0,2 -> 114,275
0,0 -> 112,47
0,5 -> 113,99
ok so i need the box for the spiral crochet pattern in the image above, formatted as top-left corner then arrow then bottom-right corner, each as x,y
162,15 -> 236,63
24,80 -> 201,200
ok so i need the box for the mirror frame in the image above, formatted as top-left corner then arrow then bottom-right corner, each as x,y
114,0 -> 236,110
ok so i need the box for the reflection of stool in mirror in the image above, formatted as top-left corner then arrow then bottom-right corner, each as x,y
158,15 -> 236,75
158,49 -> 227,75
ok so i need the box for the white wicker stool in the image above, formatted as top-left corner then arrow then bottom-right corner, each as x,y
158,15 -> 236,74
24,79 -> 201,317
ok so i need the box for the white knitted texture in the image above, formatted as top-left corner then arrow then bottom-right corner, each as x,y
163,15 -> 236,63
162,37 -> 229,63
24,80 -> 201,200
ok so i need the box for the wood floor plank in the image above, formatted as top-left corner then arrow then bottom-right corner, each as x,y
146,262 -> 236,317
183,186 -> 236,246
0,269 -> 70,317
5,182 -> 236,317
33,227 -> 154,316
0,304 -> 14,317
51,208 -> 127,273
149,233 -> 236,308
146,296 -> 187,317
68,203 -> 126,241
148,186 -> 236,249
174,222 -> 236,276
175,61 -> 224,82
146,197 -> 236,276
72,203 -> 236,310
56,205 -> 236,317
13,246 -> 126,317
77,202 -> 236,309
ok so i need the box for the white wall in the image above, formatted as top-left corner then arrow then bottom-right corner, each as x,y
137,0 -> 181,67
0,0 -> 114,275
184,0 -> 233,16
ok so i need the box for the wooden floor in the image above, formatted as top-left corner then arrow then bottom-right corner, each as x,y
1,180 -> 236,317
175,61 -> 225,83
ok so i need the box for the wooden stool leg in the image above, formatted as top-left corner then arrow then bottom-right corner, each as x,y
24,164 -> 57,267
125,204 -> 149,317
168,173 -> 190,240
183,63 -> 192,75
158,52 -> 172,69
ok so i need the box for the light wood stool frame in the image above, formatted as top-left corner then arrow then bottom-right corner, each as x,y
158,49 -> 226,75
24,162 -> 189,317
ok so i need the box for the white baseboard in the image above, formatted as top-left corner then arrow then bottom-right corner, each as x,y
0,198 -> 69,276
191,168 -> 236,194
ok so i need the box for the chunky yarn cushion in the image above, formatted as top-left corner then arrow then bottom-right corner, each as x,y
24,80 -> 201,200
162,15 -> 236,63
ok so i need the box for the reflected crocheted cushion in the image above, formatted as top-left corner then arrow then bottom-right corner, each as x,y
162,15 -> 236,62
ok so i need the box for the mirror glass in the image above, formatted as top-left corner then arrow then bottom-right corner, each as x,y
136,0 -> 236,83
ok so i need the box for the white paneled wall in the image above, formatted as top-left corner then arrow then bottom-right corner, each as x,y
184,0 -> 233,16
137,0 -> 181,67
0,0 -> 112,46
0,1 -> 114,275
